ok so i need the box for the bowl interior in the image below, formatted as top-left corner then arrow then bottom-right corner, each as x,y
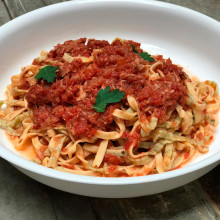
0,0 -> 219,174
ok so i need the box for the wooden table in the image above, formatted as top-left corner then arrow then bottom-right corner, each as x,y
0,0 -> 219,219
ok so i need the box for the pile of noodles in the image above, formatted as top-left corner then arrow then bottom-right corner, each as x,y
0,41 -> 219,177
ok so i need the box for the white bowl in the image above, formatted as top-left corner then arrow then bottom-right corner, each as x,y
0,0 -> 219,198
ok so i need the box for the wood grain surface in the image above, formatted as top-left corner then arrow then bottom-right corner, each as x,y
0,0 -> 219,219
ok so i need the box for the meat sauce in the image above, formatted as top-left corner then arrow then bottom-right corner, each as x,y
25,38 -> 188,139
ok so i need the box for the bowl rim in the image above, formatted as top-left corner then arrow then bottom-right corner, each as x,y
0,0 -> 219,185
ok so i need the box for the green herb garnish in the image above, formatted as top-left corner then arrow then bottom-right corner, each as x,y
93,86 -> 125,113
131,44 -> 139,53
35,65 -> 59,83
139,53 -> 155,62
130,44 -> 155,62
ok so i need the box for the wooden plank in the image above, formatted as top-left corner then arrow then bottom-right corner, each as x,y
43,0 -> 69,5
46,188 -> 97,220
0,0 -> 11,25
198,166 -> 220,209
158,0 -> 220,21
4,0 -> 45,18
18,0 -> 46,11
4,0 -> 26,18
0,158 -> 57,220
3,0 -> 70,19
88,198 -> 120,220
90,181 -> 220,220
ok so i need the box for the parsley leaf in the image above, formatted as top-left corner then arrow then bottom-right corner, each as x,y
130,44 -> 155,62
131,44 -> 139,53
35,65 -> 59,83
93,86 -> 125,112
139,53 -> 155,62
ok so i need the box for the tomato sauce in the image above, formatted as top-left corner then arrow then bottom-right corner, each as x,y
124,128 -> 140,150
103,153 -> 124,165
8,135 -> 37,160
26,38 -> 188,139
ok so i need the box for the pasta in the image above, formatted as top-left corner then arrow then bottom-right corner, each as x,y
0,38 -> 219,177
